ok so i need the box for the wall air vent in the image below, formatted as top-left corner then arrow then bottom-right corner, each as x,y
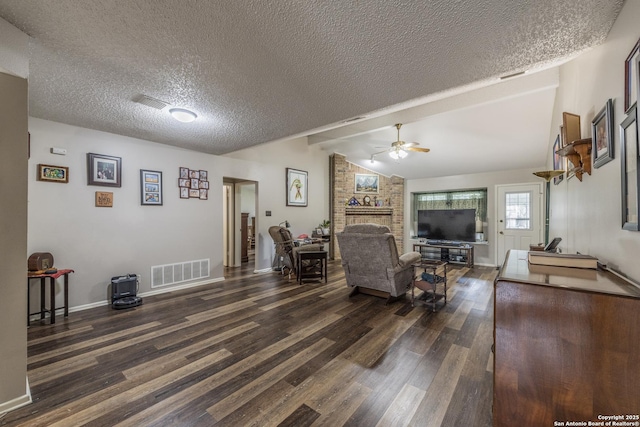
151,259 -> 210,288
134,94 -> 169,110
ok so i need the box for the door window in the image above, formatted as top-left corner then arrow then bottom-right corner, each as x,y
505,192 -> 532,230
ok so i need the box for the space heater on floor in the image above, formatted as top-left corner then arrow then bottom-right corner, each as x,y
111,274 -> 143,309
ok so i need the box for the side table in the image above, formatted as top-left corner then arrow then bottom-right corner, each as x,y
27,269 -> 74,326
411,260 -> 447,312
296,250 -> 328,284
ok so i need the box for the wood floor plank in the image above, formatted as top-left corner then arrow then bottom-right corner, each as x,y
309,381 -> 372,427
2,262 -> 496,427
409,344 -> 470,427
123,321 -> 260,380
376,383 -> 427,427
208,338 -> 335,421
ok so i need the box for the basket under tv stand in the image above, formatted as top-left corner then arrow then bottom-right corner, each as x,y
412,242 -> 474,268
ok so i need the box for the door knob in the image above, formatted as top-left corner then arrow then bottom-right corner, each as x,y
499,231 -> 504,235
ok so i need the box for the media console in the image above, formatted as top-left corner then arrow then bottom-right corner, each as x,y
412,242 -> 474,268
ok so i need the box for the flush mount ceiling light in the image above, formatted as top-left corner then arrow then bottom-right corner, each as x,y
169,108 -> 197,123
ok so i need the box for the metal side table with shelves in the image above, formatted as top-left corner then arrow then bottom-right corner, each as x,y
411,260 -> 447,312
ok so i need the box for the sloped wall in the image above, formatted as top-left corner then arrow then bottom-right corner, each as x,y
548,0 -> 640,282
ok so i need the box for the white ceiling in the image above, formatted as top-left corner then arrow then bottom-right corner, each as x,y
0,0 -> 624,178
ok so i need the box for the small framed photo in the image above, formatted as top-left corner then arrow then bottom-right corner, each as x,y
562,112 -> 581,146
189,170 -> 200,180
553,135 -> 564,186
180,187 -> 189,199
189,189 -> 200,198
180,167 -> 189,179
200,181 -> 209,189
199,170 -> 208,181
592,98 -> 614,169
625,38 -> 640,113
199,189 -> 208,200
179,178 -> 190,188
354,173 -> 379,193
140,169 -> 162,206
87,153 -> 121,187
286,168 -> 308,207
38,164 -> 69,183
191,178 -> 199,189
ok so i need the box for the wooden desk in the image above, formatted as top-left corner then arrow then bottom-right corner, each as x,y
493,250 -> 640,426
296,251 -> 327,284
27,269 -> 74,326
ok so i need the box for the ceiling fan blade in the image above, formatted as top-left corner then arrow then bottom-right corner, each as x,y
407,147 -> 430,153
404,141 -> 419,148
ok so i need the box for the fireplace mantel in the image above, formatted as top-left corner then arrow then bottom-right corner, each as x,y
345,207 -> 393,216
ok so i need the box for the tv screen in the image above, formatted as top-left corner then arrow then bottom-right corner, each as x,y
417,209 -> 476,242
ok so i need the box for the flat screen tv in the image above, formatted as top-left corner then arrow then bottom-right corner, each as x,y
417,209 -> 476,242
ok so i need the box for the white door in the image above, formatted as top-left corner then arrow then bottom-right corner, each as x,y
496,183 -> 543,266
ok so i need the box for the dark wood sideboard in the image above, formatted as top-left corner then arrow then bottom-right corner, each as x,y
493,250 -> 640,427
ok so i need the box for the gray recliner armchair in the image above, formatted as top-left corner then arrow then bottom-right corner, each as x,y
336,223 -> 421,302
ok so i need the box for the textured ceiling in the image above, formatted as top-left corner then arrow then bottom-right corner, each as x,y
0,0 -> 623,161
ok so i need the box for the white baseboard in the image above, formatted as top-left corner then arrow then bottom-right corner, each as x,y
30,276 -> 226,320
253,267 -> 274,274
0,379 -> 31,416
138,276 -> 224,298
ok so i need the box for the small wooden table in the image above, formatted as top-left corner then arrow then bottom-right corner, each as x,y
411,260 -> 447,311
27,269 -> 74,326
296,251 -> 328,284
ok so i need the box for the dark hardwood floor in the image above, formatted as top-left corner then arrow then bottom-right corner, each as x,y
2,259 -> 497,427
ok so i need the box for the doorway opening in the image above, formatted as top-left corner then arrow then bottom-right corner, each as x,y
222,178 -> 257,274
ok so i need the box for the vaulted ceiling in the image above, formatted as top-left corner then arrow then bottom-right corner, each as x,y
0,0 -> 624,178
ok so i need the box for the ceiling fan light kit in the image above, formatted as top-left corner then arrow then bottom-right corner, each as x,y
372,123 -> 430,161
389,149 -> 408,159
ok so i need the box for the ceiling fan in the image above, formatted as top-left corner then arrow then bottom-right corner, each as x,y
371,123 -> 430,161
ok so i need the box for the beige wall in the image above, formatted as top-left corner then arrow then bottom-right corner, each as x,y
548,0 -> 640,282
0,72 -> 30,412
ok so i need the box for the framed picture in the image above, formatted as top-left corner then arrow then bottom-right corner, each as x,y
553,135 -> 564,186
286,168 -> 308,207
354,173 -> 379,193
592,99 -> 614,169
190,178 -> 199,189
178,178 -> 190,188
140,169 -> 162,206
95,191 -> 113,207
199,189 -> 208,200
621,104 -> 639,230
624,37 -> 640,113
189,188 -> 200,198
180,187 -> 189,199
38,164 -> 69,183
199,170 -> 208,181
87,153 -> 121,187
562,112 -> 581,147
